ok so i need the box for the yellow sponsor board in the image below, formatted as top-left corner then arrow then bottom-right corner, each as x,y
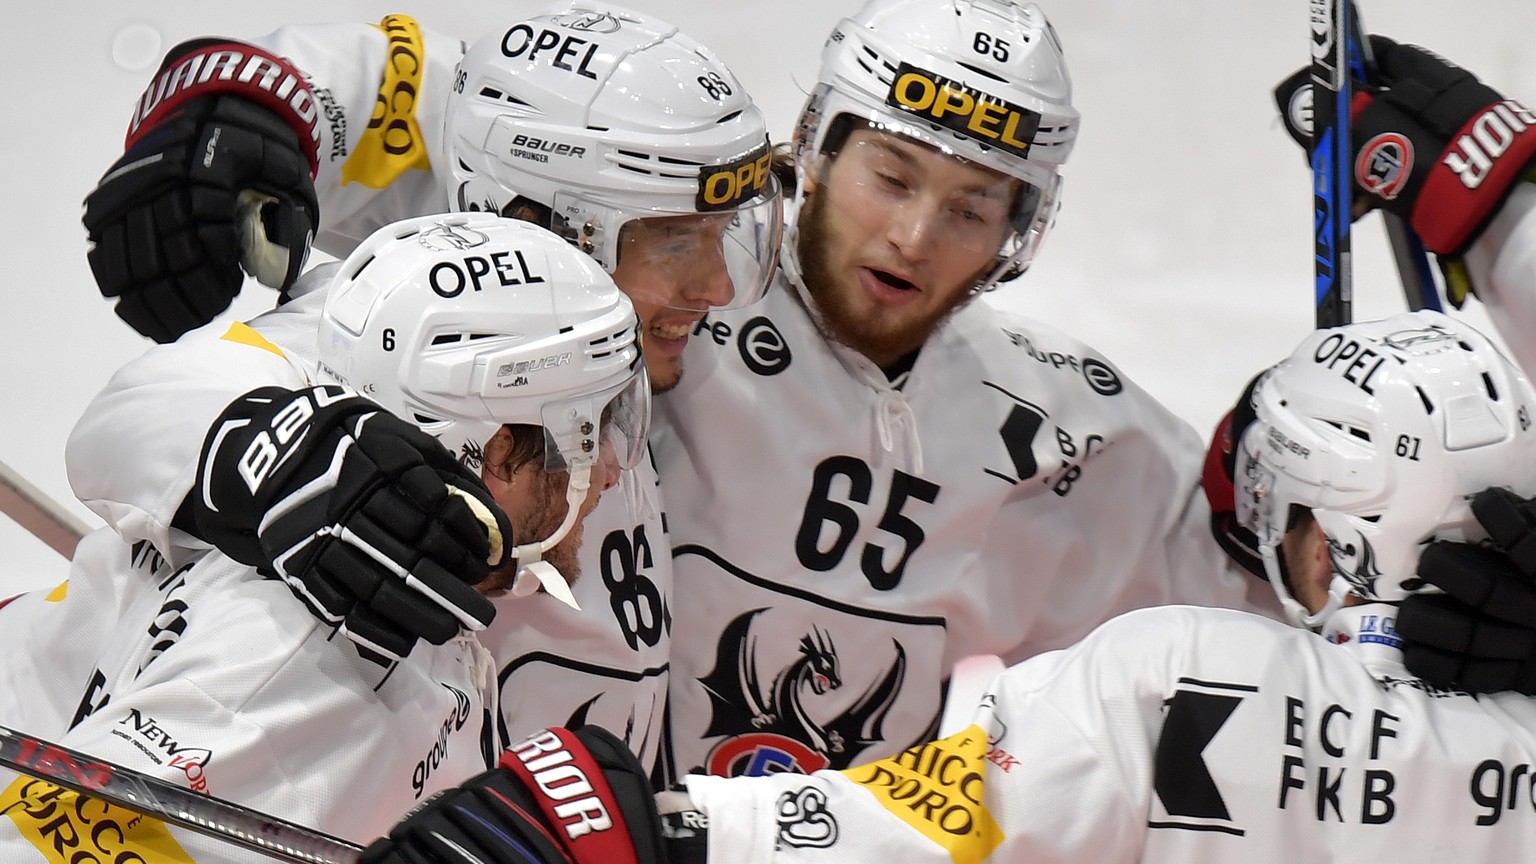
342,14 -> 432,188
842,724 -> 1003,864
1,776 -> 193,863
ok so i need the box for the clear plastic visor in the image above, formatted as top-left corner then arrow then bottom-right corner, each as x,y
820,130 -> 1050,263
568,175 -> 784,312
538,365 -> 651,474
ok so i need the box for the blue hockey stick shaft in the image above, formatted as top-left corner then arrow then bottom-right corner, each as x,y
1311,0 -> 1353,326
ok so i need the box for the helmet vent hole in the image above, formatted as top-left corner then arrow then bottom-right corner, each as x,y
1415,386 -> 1436,414
350,255 -> 376,279
1483,373 -> 1500,401
717,110 -> 742,124
477,86 -> 530,108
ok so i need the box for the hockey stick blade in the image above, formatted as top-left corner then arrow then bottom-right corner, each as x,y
0,723 -> 362,864
0,459 -> 90,560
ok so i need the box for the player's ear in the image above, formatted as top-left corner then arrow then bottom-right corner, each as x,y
481,425 -> 517,494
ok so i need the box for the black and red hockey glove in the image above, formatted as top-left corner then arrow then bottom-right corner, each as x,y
1274,36 -> 1536,258
361,727 -> 685,864
83,39 -> 321,343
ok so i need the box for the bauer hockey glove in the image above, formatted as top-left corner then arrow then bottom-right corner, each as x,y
1274,36 -> 1536,261
1400,487 -> 1536,694
83,39 -> 321,343
188,385 -> 507,662
361,726 -> 697,864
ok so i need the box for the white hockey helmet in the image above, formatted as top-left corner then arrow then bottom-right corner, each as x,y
444,1 -> 783,311
315,212 -> 649,482
790,0 -> 1079,285
1234,310 -> 1536,628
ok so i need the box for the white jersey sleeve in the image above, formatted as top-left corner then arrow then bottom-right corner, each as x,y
65,269 -> 331,567
246,17 -> 464,255
1463,183 -> 1536,375
684,605 -> 1536,864
0,527 -> 499,862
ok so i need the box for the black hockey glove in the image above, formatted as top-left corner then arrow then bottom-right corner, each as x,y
361,726 -> 696,864
1399,487 -> 1536,694
1202,371 -> 1267,579
83,40 -> 321,343
188,385 -> 507,662
1274,36 -> 1536,260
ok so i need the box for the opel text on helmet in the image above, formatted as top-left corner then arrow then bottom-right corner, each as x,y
1234,310 -> 1536,628
445,1 -> 783,311
792,0 -> 1079,287
316,211 -> 650,589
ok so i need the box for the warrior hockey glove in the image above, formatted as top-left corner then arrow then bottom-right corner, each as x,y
361,726 -> 693,864
83,40 -> 321,343
1274,36 -> 1536,259
189,385 -> 507,662
1399,487 -> 1536,694
1202,371 -> 1267,579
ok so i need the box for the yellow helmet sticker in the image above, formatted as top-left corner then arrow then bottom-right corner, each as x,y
342,15 -> 432,188
696,141 -> 773,212
2,776 -> 194,863
884,62 -> 1041,160
841,724 -> 1003,863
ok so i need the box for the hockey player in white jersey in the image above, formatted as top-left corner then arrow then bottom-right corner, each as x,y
71,2 -> 782,772
647,0 -> 1536,782
74,0 -> 1536,788
359,309 -> 1536,864
0,212 -> 649,862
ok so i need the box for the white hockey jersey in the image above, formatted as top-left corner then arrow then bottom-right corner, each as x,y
69,13 -> 674,772
683,603 -> 1536,863
0,528 -> 499,863
67,266 -> 673,773
650,277 -> 1282,781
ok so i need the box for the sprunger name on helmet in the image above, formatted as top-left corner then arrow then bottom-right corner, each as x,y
884,62 -> 1041,160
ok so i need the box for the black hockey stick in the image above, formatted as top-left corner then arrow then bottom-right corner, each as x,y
1349,2 -> 1444,313
1311,0 -> 1353,326
0,723 -> 363,864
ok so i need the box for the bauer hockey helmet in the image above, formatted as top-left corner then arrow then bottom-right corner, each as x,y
314,212 -> 649,483
1234,310 -> 1536,628
789,0 -> 1079,286
444,1 -> 782,311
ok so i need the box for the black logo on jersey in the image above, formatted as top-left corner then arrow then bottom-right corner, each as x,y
699,608 -> 905,775
1081,357 -> 1122,395
1150,679 -> 1251,836
1327,533 -> 1383,600
738,316 -> 791,376
775,787 -> 840,848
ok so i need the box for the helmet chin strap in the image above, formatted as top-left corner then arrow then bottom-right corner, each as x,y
508,463 -> 593,610
1260,542 -> 1347,630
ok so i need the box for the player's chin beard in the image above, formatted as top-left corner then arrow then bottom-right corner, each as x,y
796,191 -> 980,367
475,477 -> 584,598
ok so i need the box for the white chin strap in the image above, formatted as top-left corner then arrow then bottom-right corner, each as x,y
508,464 -> 592,610
1259,542 -> 1346,630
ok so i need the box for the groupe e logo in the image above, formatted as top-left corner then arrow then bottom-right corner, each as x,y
738,316 -> 791,376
